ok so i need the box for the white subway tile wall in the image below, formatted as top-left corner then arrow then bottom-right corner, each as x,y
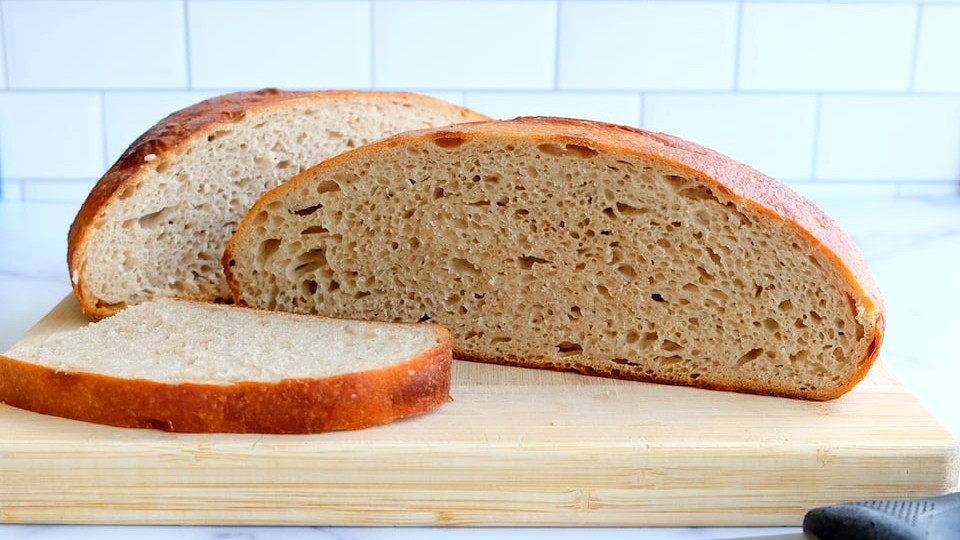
3,1 -> 187,89
0,92 -> 104,180
0,6 -> 6,89
643,93 -> 818,181
373,1 -> 557,89
188,0 -> 371,89
816,95 -> 960,182
738,3 -> 917,91
0,0 -> 957,202
463,92 -> 642,126
558,1 -> 739,90
914,5 -> 960,92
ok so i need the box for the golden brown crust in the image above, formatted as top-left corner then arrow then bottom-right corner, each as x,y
226,116 -> 884,401
68,88 -> 488,320
0,328 -> 453,433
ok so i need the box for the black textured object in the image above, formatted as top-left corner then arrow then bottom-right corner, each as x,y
803,492 -> 960,539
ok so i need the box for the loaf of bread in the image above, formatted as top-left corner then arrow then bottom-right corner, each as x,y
0,299 -> 452,433
68,89 -> 488,320
224,117 -> 884,401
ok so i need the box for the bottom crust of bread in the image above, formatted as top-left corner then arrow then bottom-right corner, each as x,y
454,348 -> 872,401
0,349 -> 452,434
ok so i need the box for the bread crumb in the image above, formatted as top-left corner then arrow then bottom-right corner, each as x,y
144,154 -> 157,162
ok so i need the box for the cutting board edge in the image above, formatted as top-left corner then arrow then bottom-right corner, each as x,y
1,440 -> 956,527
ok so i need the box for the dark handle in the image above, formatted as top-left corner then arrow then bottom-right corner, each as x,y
803,492 -> 960,540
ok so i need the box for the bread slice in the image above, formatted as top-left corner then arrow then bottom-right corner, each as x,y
223,117 -> 885,401
68,89 -> 488,320
0,299 -> 453,433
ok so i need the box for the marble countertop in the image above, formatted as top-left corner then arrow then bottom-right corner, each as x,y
1,195 -> 958,540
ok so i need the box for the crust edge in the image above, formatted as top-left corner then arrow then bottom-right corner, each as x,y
0,327 -> 453,434
68,88 -> 488,320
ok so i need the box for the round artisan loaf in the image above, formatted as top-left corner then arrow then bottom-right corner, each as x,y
223,117 -> 885,401
0,298 -> 453,433
68,89 -> 488,320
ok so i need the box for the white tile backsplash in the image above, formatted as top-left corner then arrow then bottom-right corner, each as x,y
21,179 -> 98,203
0,92 -> 104,180
3,0 -> 187,89
558,1 -> 738,90
464,92 -> 641,126
0,179 -> 22,200
103,91 -> 221,166
897,182 -> 960,199
816,95 -> 960,182
0,0 -> 958,200
914,6 -> 960,92
0,6 -> 6,89
643,93 -> 817,181
188,0 -> 371,89
373,1 -> 556,90
739,3 -> 917,91
790,182 -> 900,209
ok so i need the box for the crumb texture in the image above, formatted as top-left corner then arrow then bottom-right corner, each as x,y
0,298 -> 452,433
74,91 -> 486,317
226,118 -> 883,400
7,299 -> 442,384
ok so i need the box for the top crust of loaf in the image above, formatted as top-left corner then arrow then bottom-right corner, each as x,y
67,88 -> 488,320
225,117 -> 884,400
252,115 -> 884,320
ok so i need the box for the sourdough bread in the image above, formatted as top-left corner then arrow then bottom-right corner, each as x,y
68,89 -> 488,319
0,299 -> 452,433
224,117 -> 884,401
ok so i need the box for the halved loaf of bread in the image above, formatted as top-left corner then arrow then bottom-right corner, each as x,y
0,299 -> 453,433
68,89 -> 488,320
223,117 -> 885,401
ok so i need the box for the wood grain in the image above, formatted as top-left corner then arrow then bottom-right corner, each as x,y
0,296 -> 956,526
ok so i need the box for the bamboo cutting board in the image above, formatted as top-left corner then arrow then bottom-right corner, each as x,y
0,296 -> 956,526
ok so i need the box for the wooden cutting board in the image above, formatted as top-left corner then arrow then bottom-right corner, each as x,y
1,296 -> 956,526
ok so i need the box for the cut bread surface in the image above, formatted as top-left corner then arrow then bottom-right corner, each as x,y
7,299 -> 444,384
68,89 -> 488,319
0,299 -> 453,433
224,117 -> 884,401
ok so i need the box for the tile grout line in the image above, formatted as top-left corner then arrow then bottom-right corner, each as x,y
369,0 -> 375,89
182,0 -> 193,89
2,180 -> 24,202
0,1 -> 9,200
810,92 -> 823,182
908,3 -> 924,92
99,91 -> 109,172
0,1 -> 10,89
553,0 -> 562,91
0,268 -> 69,283
638,92 -> 646,128
733,0 -> 744,91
